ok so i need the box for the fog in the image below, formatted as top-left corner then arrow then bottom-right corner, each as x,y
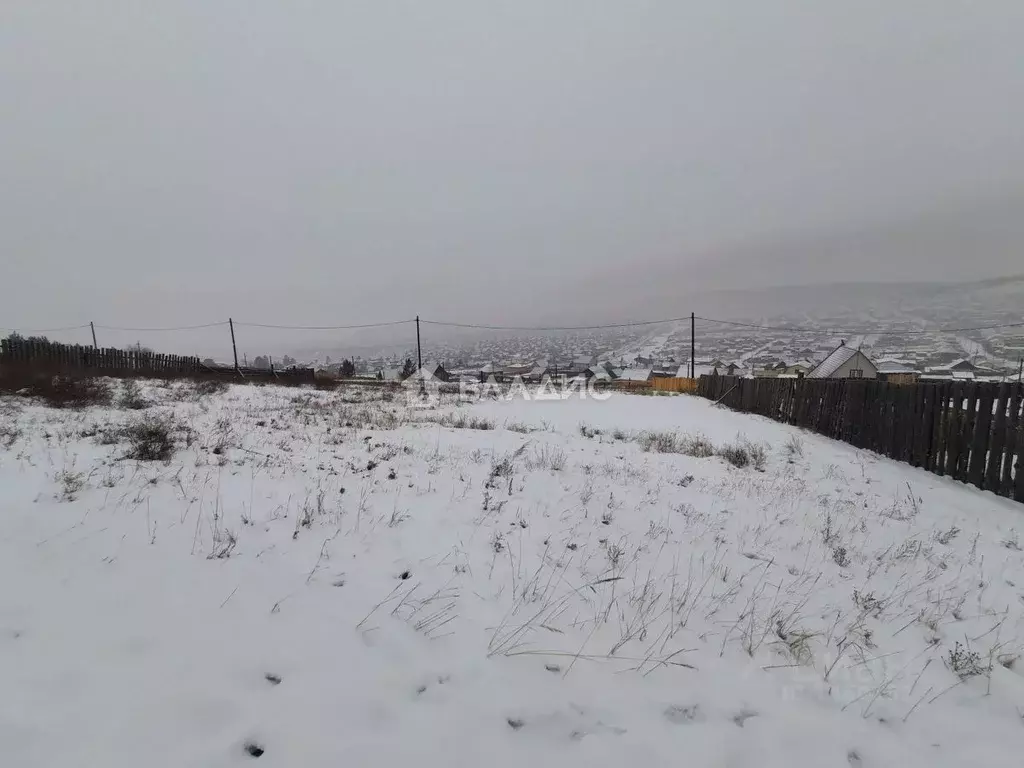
3,1 -> 1023,356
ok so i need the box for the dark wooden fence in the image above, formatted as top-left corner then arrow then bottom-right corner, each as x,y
0,336 -> 315,385
1,336 -> 202,376
697,375 -> 1023,502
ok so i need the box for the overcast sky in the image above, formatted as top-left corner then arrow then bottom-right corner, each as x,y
2,1 -> 1023,354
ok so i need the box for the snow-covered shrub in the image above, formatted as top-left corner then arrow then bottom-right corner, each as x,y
948,641 -> 987,680
124,414 -> 178,461
8,375 -> 113,409
55,469 -> 86,501
117,379 -> 150,410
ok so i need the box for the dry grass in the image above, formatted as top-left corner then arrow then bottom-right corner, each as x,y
123,414 -> 180,461
1,373 -> 113,409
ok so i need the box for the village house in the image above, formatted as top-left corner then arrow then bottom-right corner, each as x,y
617,367 -> 654,384
806,342 -> 877,380
875,358 -> 921,384
405,361 -> 451,383
923,358 -> 1004,380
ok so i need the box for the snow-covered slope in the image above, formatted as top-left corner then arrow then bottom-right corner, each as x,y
1,381 -> 1022,767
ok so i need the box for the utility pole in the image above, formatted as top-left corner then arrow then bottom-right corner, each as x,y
1018,357 -> 1022,383
416,315 -> 422,371
690,312 -> 696,379
90,321 -> 98,350
229,318 -> 239,371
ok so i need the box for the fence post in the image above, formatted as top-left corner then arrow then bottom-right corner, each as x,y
229,318 -> 239,371
690,312 -> 695,379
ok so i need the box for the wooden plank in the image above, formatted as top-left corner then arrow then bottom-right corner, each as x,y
829,380 -> 843,438
921,384 -> 936,469
806,381 -> 820,432
915,383 -> 929,466
872,382 -> 885,456
944,383 -> 963,476
969,384 -> 995,488
860,381 -> 874,450
885,383 -> 899,459
873,380 -> 887,453
854,380 -> 869,448
898,383 -> 912,461
888,383 -> 902,460
958,383 -> 979,482
913,383 -> 927,466
958,381 -> 975,480
986,383 -> 1010,491
815,381 -> 829,434
931,382 -> 947,473
839,381 -> 853,442
892,383 -> 906,461
1015,393 -> 1024,500
836,380 -> 849,439
791,380 -> 804,426
908,384 -> 924,466
816,381 -> 829,434
1003,385 -> 1022,497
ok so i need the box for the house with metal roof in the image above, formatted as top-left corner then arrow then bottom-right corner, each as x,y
617,367 -> 654,383
806,342 -> 877,379
404,361 -> 452,383
875,358 -> 922,383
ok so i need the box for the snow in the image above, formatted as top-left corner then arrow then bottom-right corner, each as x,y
1,381 -> 1023,767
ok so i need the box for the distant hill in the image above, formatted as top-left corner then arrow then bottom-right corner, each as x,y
680,275 -> 1024,323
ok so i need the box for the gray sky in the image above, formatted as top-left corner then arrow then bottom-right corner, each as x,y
3,1 -> 1023,354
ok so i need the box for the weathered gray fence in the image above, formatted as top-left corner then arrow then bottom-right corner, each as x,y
0,336 -> 316,385
697,375 -> 1023,502
1,336 -> 201,376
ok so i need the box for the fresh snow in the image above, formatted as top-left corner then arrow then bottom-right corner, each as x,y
1,381 -> 1023,767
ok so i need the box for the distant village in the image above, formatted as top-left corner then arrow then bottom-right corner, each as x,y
309,338 -> 1022,386
268,306 -> 1024,386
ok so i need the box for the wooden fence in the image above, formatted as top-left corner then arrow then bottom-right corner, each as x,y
697,375 -> 1024,502
1,336 -> 201,376
652,377 -> 698,394
0,336 -> 316,385
613,379 -> 653,392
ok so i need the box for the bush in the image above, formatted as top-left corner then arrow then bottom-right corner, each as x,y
717,437 -> 768,471
784,434 -> 804,459
0,405 -> 21,448
194,379 -> 229,397
682,434 -> 717,458
124,415 -> 177,461
718,442 -> 750,468
637,430 -> 680,453
637,431 -> 715,457
0,373 -> 113,409
419,412 -> 494,430
55,469 -> 86,501
118,380 -> 149,410
948,641 -> 987,680
528,444 -> 567,471
832,546 -> 850,567
314,377 -> 339,391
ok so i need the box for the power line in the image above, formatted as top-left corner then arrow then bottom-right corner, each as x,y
421,316 -> 693,331
0,324 -> 90,333
234,319 -> 415,330
93,321 -> 229,332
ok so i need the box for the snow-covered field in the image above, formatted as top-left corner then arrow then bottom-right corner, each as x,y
1,380 -> 1022,767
